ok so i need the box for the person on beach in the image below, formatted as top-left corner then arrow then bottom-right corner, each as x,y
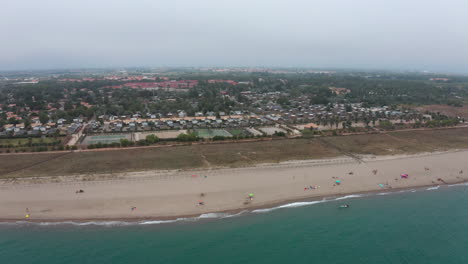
131,206 -> 136,211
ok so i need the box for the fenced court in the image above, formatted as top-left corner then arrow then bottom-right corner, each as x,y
82,134 -> 131,145
258,127 -> 288,135
136,130 -> 187,140
195,129 -> 233,138
226,128 -> 251,136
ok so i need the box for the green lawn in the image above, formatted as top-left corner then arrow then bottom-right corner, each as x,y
0,137 -> 61,147
226,128 -> 250,136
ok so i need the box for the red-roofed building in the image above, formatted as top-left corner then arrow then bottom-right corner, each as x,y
208,80 -> 238,85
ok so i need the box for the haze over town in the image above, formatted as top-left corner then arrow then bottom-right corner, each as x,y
1,0 -> 468,73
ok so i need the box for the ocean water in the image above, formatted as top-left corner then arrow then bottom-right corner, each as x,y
1,185 -> 467,264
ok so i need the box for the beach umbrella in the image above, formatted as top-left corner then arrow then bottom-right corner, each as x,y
335,180 -> 341,183
400,174 -> 408,178
249,193 -> 254,197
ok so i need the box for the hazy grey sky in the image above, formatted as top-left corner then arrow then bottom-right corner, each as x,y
1,0 -> 467,72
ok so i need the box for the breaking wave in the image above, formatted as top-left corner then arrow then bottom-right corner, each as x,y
252,194 -> 366,213
448,182 -> 468,187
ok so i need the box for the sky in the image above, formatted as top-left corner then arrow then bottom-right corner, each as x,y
1,0 -> 468,73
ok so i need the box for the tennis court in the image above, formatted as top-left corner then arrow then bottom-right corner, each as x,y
83,134 -> 131,145
226,128 -> 251,136
258,127 -> 287,135
194,129 -> 233,138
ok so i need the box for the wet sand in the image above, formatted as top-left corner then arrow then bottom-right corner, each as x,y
0,150 -> 467,221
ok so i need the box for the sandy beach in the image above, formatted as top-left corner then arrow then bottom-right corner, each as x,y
0,150 -> 467,221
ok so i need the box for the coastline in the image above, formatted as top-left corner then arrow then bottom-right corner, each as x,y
1,182 -> 467,225
1,150 -> 467,223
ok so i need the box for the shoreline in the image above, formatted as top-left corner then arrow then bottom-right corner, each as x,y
1,182 -> 466,224
1,150 -> 467,223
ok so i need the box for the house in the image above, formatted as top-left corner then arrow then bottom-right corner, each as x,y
32,123 -> 42,130
303,123 -> 320,130
3,124 -> 14,132
178,111 -> 187,118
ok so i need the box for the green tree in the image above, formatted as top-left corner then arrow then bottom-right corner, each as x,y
8,117 -> 19,125
145,134 -> 159,144
120,138 -> 131,147
177,133 -> 198,142
39,113 -> 49,124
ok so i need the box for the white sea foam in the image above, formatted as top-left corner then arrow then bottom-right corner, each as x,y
139,219 -> 184,225
333,194 -> 365,200
448,182 -> 468,187
0,211 -> 249,227
426,186 -> 440,190
0,220 -> 135,227
252,194 -> 366,213
47,221 -> 134,226
253,200 -> 326,213
199,213 -> 229,219
223,210 -> 248,218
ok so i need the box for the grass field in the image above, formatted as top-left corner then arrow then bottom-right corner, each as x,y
194,129 -> 233,138
321,128 -> 468,155
415,105 -> 468,119
0,153 -> 67,176
0,137 -> 60,147
1,127 -> 467,178
226,128 -> 251,136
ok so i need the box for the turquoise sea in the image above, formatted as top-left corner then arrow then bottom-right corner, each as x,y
1,184 -> 467,264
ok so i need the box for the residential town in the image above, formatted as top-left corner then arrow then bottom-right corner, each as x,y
0,68 -> 466,151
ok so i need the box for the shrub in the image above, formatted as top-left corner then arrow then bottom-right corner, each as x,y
177,133 -> 198,142
145,134 -> 159,144
273,131 -> 286,137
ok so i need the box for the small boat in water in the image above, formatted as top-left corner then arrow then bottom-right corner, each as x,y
339,204 -> 350,208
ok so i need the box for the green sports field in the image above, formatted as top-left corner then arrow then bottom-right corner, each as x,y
194,129 -> 233,138
226,128 -> 251,136
83,134 -> 131,145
